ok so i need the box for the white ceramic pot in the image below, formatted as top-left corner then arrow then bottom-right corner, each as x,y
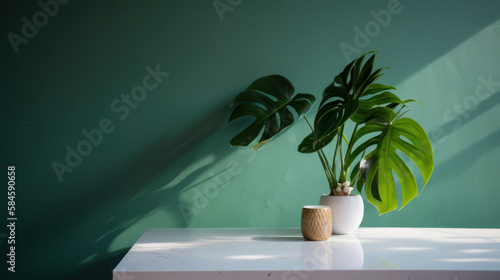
319,194 -> 364,235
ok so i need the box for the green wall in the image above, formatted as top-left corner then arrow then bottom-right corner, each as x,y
1,0 -> 499,279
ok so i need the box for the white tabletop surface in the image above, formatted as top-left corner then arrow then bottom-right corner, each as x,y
113,227 -> 500,280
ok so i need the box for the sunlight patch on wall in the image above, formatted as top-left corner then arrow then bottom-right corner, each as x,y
394,20 -> 500,167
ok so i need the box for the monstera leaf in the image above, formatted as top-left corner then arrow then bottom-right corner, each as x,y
352,90 -> 424,124
310,87 -> 360,151
351,92 -> 403,124
299,51 -> 396,153
297,132 -> 336,154
229,75 -> 316,150
349,117 -> 434,214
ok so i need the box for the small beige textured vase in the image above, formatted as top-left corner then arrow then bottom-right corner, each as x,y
301,205 -> 332,241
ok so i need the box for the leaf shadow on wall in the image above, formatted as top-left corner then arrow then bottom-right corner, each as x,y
65,101 -> 245,279
427,91 -> 499,185
428,91 -> 499,146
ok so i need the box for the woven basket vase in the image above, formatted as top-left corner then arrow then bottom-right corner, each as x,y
301,205 -> 332,241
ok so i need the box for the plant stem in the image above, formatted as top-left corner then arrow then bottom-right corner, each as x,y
338,125 -> 345,182
304,116 -> 337,189
331,139 -> 338,176
304,115 -> 314,132
317,151 -> 335,189
344,123 -> 359,170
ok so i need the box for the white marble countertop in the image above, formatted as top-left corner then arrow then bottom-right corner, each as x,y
113,227 -> 500,280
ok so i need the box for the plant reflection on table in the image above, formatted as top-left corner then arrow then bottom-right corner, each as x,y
300,235 -> 364,270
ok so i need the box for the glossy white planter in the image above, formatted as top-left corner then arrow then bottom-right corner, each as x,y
319,194 -> 364,235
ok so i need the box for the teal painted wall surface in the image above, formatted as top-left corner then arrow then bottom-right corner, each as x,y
1,0 -> 500,279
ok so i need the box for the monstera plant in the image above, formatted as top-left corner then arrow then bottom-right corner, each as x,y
228,51 -> 433,215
